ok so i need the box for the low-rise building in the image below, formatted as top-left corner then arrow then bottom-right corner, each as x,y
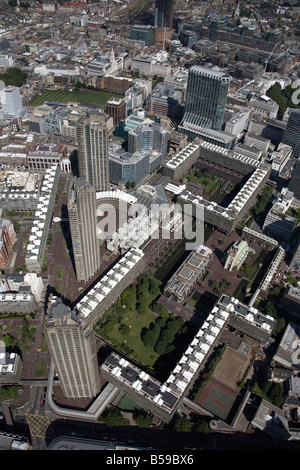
25,165 -> 60,272
0,291 -> 36,314
224,107 -> 251,137
164,245 -> 213,303
263,188 -> 296,242
163,141 -> 201,180
280,286 -> 300,318
73,248 -> 146,326
27,143 -> 69,173
0,272 -> 45,304
131,51 -> 172,78
224,240 -> 250,271
273,321 -> 300,370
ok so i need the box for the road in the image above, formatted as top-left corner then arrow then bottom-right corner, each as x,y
44,419 -> 298,451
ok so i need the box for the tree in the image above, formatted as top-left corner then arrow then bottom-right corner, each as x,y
149,278 -> 161,298
194,419 -> 210,435
121,287 -> 136,311
272,317 -> 286,337
0,67 -> 27,87
102,410 -> 126,427
119,324 -> 130,336
134,412 -> 153,428
141,323 -> 161,348
174,417 -> 193,433
131,68 -> 140,78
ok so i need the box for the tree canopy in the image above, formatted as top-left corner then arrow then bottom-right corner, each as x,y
0,67 -> 27,87
266,81 -> 300,117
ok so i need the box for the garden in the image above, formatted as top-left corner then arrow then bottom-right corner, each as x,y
95,272 -> 197,380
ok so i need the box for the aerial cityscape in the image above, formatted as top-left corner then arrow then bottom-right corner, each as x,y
0,0 -> 300,454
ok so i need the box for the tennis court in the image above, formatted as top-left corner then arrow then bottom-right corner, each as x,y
197,377 -> 238,421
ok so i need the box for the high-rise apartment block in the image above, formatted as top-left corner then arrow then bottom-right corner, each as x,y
76,111 -> 112,191
282,109 -> 300,159
179,65 -> 231,141
45,296 -> 101,399
67,178 -> 100,283
154,0 -> 174,28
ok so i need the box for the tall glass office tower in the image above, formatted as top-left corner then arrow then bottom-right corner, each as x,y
154,0 -> 174,28
179,65 -> 231,140
282,109 -> 300,159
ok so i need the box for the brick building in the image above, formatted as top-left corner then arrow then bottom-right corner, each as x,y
0,219 -> 16,268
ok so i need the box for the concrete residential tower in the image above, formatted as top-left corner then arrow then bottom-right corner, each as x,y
45,297 -> 100,399
68,178 -> 100,283
76,111 -> 111,191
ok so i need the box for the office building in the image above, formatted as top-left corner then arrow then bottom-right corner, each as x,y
262,188 -> 296,242
109,149 -> 150,186
290,240 -> 300,275
0,86 -> 25,121
76,111 -> 112,191
130,51 -> 172,79
0,272 -> 45,304
45,296 -> 101,399
27,143 -> 68,172
179,66 -> 231,140
0,344 -> 22,385
248,96 -> 279,120
128,122 -> 169,160
282,110 -> 300,159
105,97 -> 126,125
129,25 -> 155,46
154,0 -> 174,28
68,178 -> 100,283
224,108 -> 251,136
273,322 -> 300,369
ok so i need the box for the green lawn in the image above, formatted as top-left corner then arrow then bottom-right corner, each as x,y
186,169 -> 222,195
97,308 -> 160,368
56,265 -> 64,281
30,88 -> 123,106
